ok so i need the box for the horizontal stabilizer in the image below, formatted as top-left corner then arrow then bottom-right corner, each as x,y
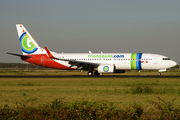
6,52 -> 32,58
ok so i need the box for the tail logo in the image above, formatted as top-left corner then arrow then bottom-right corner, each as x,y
19,32 -> 38,54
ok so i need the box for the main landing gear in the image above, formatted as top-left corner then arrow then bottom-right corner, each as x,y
87,71 -> 100,76
94,71 -> 100,76
88,71 -> 93,76
157,72 -> 161,76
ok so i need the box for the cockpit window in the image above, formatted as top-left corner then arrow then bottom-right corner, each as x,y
163,58 -> 170,60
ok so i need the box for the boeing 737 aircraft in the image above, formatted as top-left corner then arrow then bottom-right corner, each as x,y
7,24 -> 177,76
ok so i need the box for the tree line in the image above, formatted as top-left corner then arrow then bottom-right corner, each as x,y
0,63 -> 49,69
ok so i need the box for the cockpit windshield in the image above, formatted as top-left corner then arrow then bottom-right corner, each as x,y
162,58 -> 170,60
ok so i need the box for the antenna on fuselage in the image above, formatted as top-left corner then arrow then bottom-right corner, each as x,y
101,51 -> 103,54
89,51 -> 92,54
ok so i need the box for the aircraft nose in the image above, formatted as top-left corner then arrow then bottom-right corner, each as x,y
170,60 -> 177,67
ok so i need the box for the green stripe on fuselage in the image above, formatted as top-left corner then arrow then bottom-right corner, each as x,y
131,53 -> 137,70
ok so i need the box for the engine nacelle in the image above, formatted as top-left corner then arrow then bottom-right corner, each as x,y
97,64 -> 116,73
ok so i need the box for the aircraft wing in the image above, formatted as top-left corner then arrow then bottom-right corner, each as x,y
44,47 -> 99,70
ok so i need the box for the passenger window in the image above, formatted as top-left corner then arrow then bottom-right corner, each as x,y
163,58 -> 170,60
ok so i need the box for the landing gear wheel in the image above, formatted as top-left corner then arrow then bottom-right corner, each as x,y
157,72 -> 161,76
94,71 -> 100,76
88,71 -> 93,76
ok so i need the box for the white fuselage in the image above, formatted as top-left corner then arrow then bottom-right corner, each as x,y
52,53 -> 177,71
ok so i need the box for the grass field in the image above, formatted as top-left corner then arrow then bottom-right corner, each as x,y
0,70 -> 180,108
0,70 -> 180,119
0,69 -> 180,76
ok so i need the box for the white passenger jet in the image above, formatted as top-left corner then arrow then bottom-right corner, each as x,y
7,24 -> 177,76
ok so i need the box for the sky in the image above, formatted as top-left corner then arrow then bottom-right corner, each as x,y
0,0 -> 180,63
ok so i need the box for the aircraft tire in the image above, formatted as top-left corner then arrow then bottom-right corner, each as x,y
88,71 -> 93,76
94,71 -> 100,76
157,72 -> 161,76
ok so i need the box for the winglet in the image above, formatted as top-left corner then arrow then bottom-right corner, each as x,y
45,47 -> 55,59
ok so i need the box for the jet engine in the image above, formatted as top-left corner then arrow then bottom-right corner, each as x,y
97,64 -> 116,73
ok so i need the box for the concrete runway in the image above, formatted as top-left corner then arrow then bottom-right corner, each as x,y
0,75 -> 180,78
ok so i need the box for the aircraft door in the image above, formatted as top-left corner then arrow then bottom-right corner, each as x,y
154,56 -> 158,64
41,56 -> 45,65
